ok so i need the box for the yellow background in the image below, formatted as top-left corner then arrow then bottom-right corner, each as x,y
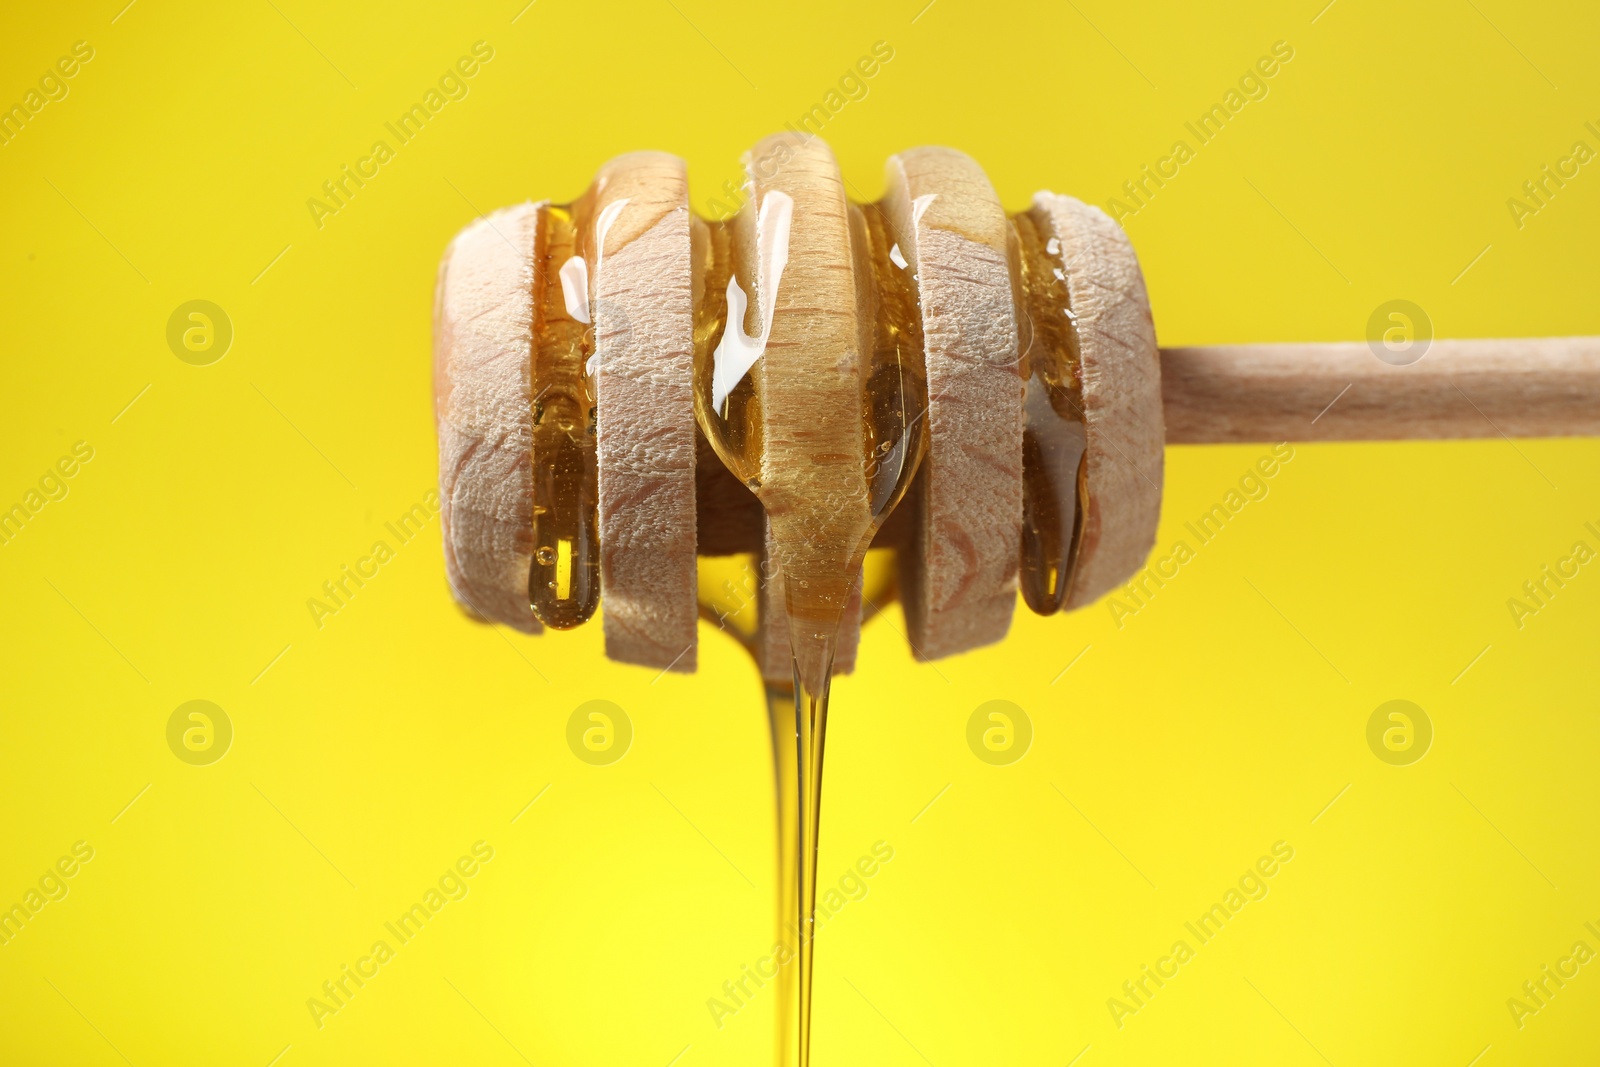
3,0 -> 1598,1064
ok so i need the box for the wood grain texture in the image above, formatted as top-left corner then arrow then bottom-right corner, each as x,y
1162,337 -> 1600,442
757,520 -> 862,682
745,133 -> 866,682
433,203 -> 541,633
889,147 -> 1024,660
1028,193 -> 1164,611
591,152 -> 699,671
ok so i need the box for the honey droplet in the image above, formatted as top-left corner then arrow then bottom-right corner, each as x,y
528,200 -> 601,630
1013,206 -> 1089,616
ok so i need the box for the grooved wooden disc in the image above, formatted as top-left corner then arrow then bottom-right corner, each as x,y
591,152 -> 699,671
434,202 -> 542,633
887,147 -> 1025,660
741,134 -> 867,683
1027,193 -> 1164,609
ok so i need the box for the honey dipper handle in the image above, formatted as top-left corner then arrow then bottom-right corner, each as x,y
1160,336 -> 1600,443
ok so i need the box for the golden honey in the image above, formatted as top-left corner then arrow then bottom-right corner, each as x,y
538,171 -> 1088,1067
692,183 -> 926,1067
528,200 -> 601,629
1012,206 -> 1090,616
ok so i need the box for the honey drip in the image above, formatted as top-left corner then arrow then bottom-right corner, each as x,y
548,158 -> 1085,1067
1012,208 -> 1090,616
529,201 -> 601,628
693,184 -> 926,1067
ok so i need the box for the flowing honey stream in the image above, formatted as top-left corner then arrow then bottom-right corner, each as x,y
524,174 -> 1089,1066
691,190 -> 928,1067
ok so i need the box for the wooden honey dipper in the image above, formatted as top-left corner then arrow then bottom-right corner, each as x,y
433,134 -> 1600,680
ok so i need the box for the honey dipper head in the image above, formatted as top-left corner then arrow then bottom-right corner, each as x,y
432,139 -> 1164,674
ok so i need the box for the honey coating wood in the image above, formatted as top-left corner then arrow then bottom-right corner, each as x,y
758,520 -> 863,682
888,147 -> 1026,660
739,135 -> 870,683
589,152 -> 700,671
1027,193 -> 1165,610
433,202 -> 541,633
